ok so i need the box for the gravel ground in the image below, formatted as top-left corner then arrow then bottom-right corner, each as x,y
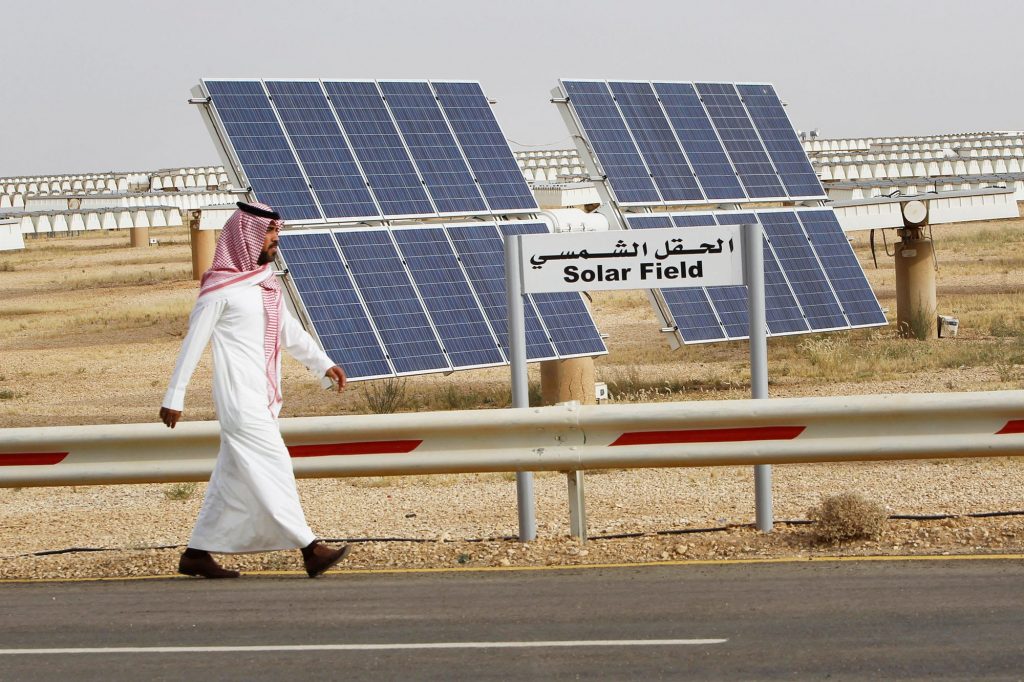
2,224 -> 1024,580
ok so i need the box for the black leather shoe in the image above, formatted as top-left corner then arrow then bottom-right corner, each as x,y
301,541 -> 351,578
178,551 -> 240,579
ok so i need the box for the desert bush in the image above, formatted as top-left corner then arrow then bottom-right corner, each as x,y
164,482 -> 198,501
808,492 -> 887,544
359,377 -> 409,414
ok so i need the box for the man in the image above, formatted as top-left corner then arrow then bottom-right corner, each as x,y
160,201 -> 350,579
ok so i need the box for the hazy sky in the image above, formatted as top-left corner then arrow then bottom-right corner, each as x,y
4,0 -> 1021,176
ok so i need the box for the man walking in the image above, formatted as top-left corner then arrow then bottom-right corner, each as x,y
160,201 -> 350,579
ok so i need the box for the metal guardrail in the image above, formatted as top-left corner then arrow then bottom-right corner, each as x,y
3,390 -> 1023,538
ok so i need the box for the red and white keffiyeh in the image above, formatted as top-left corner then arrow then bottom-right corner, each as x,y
198,203 -> 283,413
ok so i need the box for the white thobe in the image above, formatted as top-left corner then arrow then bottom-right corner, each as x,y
163,282 -> 335,553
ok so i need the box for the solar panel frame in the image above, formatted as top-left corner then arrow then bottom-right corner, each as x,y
201,78 -> 324,222
263,79 -> 383,223
276,228 -> 395,380
377,80 -> 490,218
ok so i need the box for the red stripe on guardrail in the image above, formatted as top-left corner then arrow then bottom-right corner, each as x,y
610,426 -> 805,447
0,452 -> 69,466
288,440 -> 422,458
997,420 -> 1024,435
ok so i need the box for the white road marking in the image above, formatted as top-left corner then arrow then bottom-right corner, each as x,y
0,639 -> 726,655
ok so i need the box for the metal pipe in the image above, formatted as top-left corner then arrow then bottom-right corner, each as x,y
505,234 -> 536,541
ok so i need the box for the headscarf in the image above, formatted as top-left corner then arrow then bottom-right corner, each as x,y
198,202 -> 283,413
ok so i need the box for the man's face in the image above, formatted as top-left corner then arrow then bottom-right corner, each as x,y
257,220 -> 282,265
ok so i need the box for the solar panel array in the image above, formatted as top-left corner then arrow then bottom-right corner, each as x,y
623,208 -> 886,343
278,222 -> 607,380
202,79 -> 537,222
559,80 -> 826,206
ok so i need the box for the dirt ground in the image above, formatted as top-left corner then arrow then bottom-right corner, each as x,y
1,217 -> 1023,579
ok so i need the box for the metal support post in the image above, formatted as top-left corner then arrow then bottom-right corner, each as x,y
505,235 -> 536,541
566,471 -> 587,541
743,222 -> 773,532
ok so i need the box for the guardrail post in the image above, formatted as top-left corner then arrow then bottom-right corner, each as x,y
743,221 -> 773,532
567,470 -> 587,541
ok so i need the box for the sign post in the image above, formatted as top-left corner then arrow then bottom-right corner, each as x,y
506,224 -> 765,540
742,222 -> 772,532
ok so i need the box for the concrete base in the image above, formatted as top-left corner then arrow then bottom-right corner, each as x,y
190,226 -> 217,280
540,356 -> 596,406
895,236 -> 937,339
129,226 -> 149,248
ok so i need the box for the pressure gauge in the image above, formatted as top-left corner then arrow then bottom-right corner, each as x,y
900,199 -> 928,228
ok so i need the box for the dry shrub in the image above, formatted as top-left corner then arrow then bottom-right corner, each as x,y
808,492 -> 887,544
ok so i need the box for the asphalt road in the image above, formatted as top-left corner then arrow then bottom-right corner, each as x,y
1,558 -> 1022,681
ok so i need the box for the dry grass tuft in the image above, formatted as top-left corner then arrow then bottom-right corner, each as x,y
808,492 -> 887,544
163,482 -> 198,501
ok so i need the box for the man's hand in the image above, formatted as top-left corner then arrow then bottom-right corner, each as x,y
159,407 -> 182,429
325,365 -> 347,392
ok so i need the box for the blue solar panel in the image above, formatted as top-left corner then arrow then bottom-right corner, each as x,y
607,81 -> 704,203
694,83 -> 787,200
498,222 -> 607,358
652,82 -> 747,201
378,81 -> 488,215
322,81 -> 436,217
431,82 -> 539,212
714,212 -> 807,335
277,231 -> 392,379
445,223 -> 557,361
391,226 -> 505,368
204,80 -> 321,221
796,210 -> 887,327
737,85 -> 825,199
626,215 -> 673,229
264,80 -> 380,221
757,211 -> 847,330
332,229 -> 450,374
560,80 -> 662,205
625,213 -> 726,342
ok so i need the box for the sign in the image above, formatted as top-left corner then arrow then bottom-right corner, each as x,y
518,226 -> 744,293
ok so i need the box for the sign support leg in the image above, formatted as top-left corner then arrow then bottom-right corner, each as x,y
743,222 -> 773,533
505,235 -> 537,541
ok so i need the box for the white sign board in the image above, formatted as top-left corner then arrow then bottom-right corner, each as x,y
518,226 -> 744,293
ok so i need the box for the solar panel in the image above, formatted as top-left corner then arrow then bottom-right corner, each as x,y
378,81 -> 488,215
445,223 -> 558,361
498,222 -> 608,358
560,80 -> 662,205
332,229 -> 450,374
694,83 -> 787,200
322,81 -> 437,218
652,82 -> 747,201
432,82 -> 539,213
202,78 -> 535,223
795,210 -> 888,327
390,226 -> 505,367
623,209 -> 885,344
276,231 -> 393,379
736,84 -> 826,199
264,80 -> 381,221
607,81 -> 704,203
204,80 -> 321,221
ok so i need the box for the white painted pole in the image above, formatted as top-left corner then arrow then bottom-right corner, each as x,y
742,222 -> 773,532
505,235 -> 537,541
